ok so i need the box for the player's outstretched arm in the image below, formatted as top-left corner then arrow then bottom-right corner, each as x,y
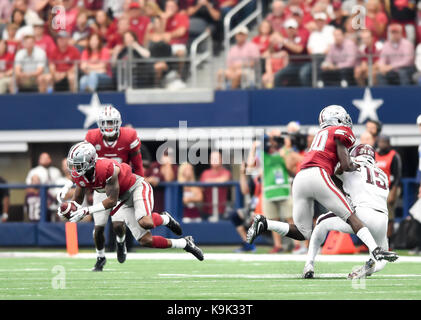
335,139 -> 358,172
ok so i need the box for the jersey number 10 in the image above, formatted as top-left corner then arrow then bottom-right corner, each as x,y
310,130 -> 328,152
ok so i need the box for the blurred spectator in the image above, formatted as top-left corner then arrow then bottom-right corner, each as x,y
47,30 -> 80,92
231,162 -> 261,252
319,28 -> 357,87
0,0 -> 12,35
376,24 -> 415,86
112,30 -> 154,88
365,0 -> 388,41
144,148 -> 178,214
359,130 -> 376,147
33,17 -> 56,58
200,150 -> 231,221
5,23 -> 20,55
187,0 -> 221,53
416,1 -> 421,44
307,12 -> 334,55
383,0 -> 416,44
14,0 -> 40,26
413,41 -> 421,85
107,16 -> 131,55
63,0 -> 79,34
252,20 -> 272,56
25,152 -> 63,186
217,0 -> 238,18
8,9 -> 26,40
365,119 -> 382,146
0,176 -> 9,222
25,152 -> 62,215
273,19 -> 309,87
375,135 -> 402,240
217,26 -> 259,89
178,162 -> 203,223
144,13 -> 174,87
92,9 -> 114,43
14,32 -> 49,93
25,174 -> 42,222
261,43 -> 288,89
329,1 -> 346,30
354,29 -> 381,86
128,1 -> 150,46
0,39 -> 14,94
79,32 -> 113,92
265,0 -> 286,33
71,9 -> 92,51
162,0 -> 189,80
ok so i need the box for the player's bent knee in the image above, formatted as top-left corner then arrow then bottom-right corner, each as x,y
138,216 -> 154,229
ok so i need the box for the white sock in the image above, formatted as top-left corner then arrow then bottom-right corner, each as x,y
171,238 -> 187,249
306,224 -> 326,266
116,234 -> 125,243
96,248 -> 105,258
356,227 -> 377,253
161,214 -> 170,225
267,220 -> 289,236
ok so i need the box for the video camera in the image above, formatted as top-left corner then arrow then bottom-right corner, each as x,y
263,131 -> 308,153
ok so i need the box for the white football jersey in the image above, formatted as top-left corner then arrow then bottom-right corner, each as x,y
337,158 -> 389,215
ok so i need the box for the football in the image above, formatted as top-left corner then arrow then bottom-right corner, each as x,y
59,201 -> 78,220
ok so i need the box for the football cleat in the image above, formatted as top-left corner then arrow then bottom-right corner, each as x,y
116,241 -> 127,264
372,247 -> 399,262
246,215 -> 267,244
162,211 -> 182,236
184,236 -> 204,261
347,259 -> 375,280
92,256 -> 106,272
302,263 -> 314,279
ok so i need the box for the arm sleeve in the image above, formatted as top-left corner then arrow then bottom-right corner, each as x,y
390,153 -> 402,187
333,127 -> 356,149
131,151 -> 144,176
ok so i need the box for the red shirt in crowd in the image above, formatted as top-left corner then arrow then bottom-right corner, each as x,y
6,40 -> 19,55
50,45 -> 81,72
64,6 -> 79,34
130,16 -> 150,45
365,12 -> 388,40
200,167 -> 231,215
35,34 -> 57,58
252,35 -> 270,54
165,12 -> 189,45
216,0 -> 239,7
0,51 -> 14,72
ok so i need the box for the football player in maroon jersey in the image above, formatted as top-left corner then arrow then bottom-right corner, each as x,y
247,105 -> 397,269
59,142 -> 204,264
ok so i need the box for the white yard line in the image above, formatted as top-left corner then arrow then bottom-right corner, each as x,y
158,273 -> 421,279
1,252 -> 421,263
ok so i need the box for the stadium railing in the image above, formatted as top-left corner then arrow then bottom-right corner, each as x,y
0,181 -> 243,223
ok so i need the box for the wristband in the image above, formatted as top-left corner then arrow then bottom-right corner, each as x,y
87,202 -> 106,214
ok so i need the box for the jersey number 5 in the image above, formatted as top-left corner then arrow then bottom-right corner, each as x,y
310,130 -> 328,152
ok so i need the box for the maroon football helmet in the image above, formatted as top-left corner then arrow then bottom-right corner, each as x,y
350,144 -> 375,163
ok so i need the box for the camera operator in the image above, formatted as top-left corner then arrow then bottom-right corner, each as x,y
260,128 -> 295,253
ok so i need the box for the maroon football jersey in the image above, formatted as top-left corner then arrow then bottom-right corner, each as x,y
300,126 -> 356,175
72,158 -> 136,197
85,127 -> 141,165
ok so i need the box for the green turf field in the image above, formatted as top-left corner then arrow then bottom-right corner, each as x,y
0,250 -> 421,300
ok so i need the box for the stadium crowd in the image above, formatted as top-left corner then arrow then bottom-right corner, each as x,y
219,0 -> 421,89
1,0 -> 421,92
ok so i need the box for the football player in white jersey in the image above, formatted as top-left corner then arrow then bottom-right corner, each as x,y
303,144 -> 398,279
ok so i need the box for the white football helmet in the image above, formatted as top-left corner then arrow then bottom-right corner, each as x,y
67,142 -> 98,178
97,105 -> 122,137
318,105 -> 353,129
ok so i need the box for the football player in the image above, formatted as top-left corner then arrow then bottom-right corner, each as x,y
60,142 -> 204,262
303,144 -> 396,279
247,105 -> 397,263
58,105 -> 143,271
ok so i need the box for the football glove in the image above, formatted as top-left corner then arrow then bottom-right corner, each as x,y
69,207 -> 89,222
